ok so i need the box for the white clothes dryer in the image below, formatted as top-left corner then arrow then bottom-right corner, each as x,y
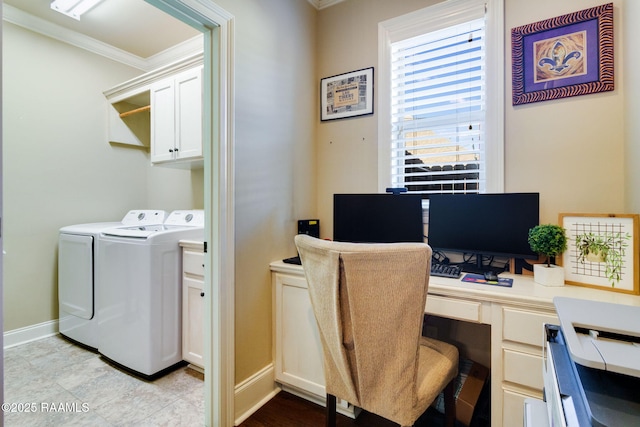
58,210 -> 168,349
97,210 -> 204,378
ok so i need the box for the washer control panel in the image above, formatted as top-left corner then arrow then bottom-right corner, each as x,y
121,210 -> 168,226
164,210 -> 205,227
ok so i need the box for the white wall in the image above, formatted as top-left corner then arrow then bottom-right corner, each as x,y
2,22 -> 202,331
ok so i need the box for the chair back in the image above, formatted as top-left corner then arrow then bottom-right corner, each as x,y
294,234 -> 433,425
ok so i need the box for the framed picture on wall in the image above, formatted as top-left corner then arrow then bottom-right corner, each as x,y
320,67 -> 374,121
511,3 -> 614,105
559,213 -> 639,295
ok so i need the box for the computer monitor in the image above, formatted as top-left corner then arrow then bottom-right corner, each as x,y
427,193 -> 540,273
333,194 -> 424,243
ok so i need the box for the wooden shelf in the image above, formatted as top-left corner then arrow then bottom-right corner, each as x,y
119,105 -> 150,118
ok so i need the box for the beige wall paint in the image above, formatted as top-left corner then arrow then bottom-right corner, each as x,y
316,0 -> 442,239
4,0 -> 637,396
2,0 -> 316,389
2,22 -> 202,331
505,0 -> 626,222
624,1 -> 640,213
316,0 -> 630,231
211,0 -> 317,384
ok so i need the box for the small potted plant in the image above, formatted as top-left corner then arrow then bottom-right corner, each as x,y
528,224 -> 568,286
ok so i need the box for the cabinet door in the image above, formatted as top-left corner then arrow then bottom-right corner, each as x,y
150,79 -> 176,163
175,66 -> 203,160
183,276 -> 204,368
274,273 -> 325,397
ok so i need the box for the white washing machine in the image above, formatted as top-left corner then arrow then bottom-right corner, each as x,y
97,210 -> 205,378
58,210 -> 168,349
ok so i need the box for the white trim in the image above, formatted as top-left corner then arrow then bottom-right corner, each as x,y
144,2 -> 236,427
103,52 -> 204,102
484,0 -> 505,192
3,320 -> 59,349
145,35 -> 205,71
1,4 -> 203,72
377,0 -> 505,194
233,364 -> 279,426
307,0 -> 346,10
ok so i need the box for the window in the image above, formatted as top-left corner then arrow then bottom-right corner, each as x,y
378,0 -> 504,197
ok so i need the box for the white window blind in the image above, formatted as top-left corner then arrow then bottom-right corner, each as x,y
390,17 -> 486,197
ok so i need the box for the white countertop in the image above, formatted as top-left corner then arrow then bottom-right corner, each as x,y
269,260 -> 640,310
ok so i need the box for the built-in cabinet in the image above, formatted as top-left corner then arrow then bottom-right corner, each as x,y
150,66 -> 203,164
103,55 -> 203,168
181,241 -> 205,370
270,260 -> 640,427
272,268 -> 358,418
495,305 -> 558,425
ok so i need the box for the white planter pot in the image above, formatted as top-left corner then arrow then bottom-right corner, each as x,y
533,264 -> 565,287
586,251 -> 606,263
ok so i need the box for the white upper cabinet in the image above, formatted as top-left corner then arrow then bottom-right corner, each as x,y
103,55 -> 204,168
151,66 -> 203,165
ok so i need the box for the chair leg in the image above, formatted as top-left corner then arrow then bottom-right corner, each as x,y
444,379 -> 456,427
326,394 -> 337,427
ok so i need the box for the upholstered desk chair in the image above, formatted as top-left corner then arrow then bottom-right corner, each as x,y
294,234 -> 458,427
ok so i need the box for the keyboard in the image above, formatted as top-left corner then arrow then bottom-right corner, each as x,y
430,263 -> 462,279
283,255 -> 302,265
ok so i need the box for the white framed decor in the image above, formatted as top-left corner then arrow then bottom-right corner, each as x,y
559,213 -> 639,295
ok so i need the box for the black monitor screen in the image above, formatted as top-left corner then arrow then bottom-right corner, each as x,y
428,193 -> 539,264
333,194 -> 424,243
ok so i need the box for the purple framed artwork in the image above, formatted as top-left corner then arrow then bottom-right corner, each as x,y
511,3 -> 613,106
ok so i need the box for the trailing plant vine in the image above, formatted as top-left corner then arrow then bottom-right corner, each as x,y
575,231 -> 630,286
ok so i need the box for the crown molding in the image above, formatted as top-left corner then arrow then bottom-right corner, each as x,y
308,0 -> 346,10
2,4 -> 203,72
144,35 -> 204,71
103,52 -> 204,102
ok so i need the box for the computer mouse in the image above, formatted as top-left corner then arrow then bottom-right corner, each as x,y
483,271 -> 499,282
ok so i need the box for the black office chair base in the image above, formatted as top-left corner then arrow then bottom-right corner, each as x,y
326,394 -> 337,427
444,378 -> 456,427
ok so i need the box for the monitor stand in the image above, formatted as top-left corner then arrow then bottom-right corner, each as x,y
459,254 -> 496,274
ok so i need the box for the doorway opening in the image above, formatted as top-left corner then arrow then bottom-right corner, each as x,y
146,1 -> 235,425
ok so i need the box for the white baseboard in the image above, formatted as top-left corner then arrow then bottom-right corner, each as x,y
4,319 -> 59,349
234,363 -> 280,426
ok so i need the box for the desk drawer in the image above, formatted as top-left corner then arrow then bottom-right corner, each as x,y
183,250 -> 205,277
502,308 -> 557,347
503,349 -> 544,390
426,295 -> 482,323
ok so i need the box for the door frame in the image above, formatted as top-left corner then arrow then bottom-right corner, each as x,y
145,1 -> 235,426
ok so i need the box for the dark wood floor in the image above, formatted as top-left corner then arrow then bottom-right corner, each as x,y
238,391 -> 451,427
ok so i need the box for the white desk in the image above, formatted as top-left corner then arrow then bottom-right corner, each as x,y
270,261 -> 640,427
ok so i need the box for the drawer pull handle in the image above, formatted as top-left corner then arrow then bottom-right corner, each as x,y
200,292 -> 205,297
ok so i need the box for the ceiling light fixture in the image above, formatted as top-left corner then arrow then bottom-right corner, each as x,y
50,0 -> 104,21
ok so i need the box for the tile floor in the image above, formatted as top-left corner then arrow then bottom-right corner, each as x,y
3,334 -> 205,426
